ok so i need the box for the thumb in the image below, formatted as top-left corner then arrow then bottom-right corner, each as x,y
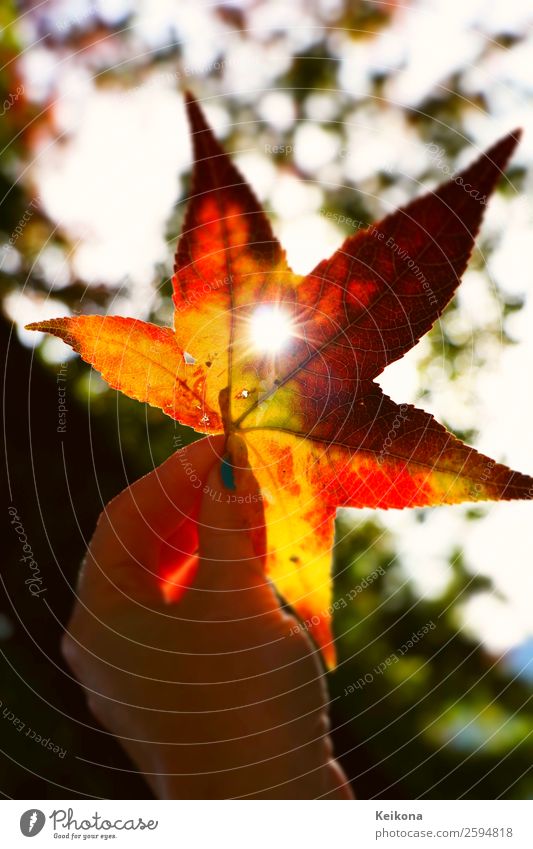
196,434 -> 267,589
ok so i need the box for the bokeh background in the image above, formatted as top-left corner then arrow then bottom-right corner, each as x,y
1,0 -> 533,799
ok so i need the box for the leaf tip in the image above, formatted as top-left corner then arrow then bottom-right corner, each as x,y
24,318 -> 68,331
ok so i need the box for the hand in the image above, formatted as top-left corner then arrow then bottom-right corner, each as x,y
62,434 -> 352,799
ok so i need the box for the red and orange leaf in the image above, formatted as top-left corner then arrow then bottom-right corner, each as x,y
239,382 -> 532,505
26,94 -> 533,665
25,315 -> 223,433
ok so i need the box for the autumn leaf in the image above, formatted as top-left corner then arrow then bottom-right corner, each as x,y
27,92 -> 533,667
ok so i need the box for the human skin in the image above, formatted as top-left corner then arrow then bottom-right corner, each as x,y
62,434 -> 353,799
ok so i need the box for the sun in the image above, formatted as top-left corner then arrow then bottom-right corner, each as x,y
249,306 -> 294,353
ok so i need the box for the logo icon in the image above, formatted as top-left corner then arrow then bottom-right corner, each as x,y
20,810 -> 46,837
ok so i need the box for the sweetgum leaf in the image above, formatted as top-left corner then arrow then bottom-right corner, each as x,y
27,94 -> 532,667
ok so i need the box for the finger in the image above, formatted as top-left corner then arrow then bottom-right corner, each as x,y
108,434 -> 226,535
